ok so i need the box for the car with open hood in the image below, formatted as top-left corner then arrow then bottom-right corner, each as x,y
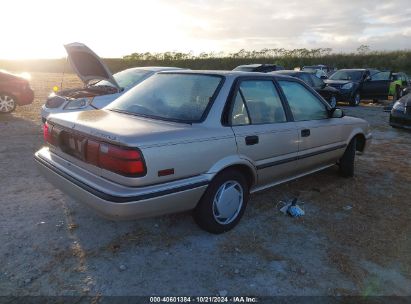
0,70 -> 34,113
35,70 -> 371,233
324,69 -> 392,106
41,42 -> 180,122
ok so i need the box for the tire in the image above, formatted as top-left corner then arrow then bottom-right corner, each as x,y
349,91 -> 361,107
339,138 -> 356,177
193,169 -> 249,234
329,95 -> 337,108
0,93 -> 17,114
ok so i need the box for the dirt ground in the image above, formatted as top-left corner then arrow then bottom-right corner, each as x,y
1,72 -> 411,297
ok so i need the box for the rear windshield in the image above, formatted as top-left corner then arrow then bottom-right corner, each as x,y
107,73 -> 223,122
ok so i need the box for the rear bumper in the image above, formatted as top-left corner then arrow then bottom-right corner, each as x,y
34,148 -> 208,220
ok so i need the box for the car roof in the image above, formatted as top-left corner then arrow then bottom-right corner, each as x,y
122,66 -> 183,72
272,70 -> 309,75
158,69 -> 299,80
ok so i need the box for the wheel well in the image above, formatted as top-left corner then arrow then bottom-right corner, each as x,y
218,164 -> 256,188
354,133 -> 366,152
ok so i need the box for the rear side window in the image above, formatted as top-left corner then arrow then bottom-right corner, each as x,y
278,81 -> 328,121
231,80 -> 287,125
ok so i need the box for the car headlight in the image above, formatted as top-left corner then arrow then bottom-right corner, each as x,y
393,101 -> 405,111
341,83 -> 353,90
64,97 -> 94,110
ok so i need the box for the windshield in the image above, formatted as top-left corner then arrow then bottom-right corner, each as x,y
93,69 -> 152,88
329,70 -> 363,81
107,73 -> 223,122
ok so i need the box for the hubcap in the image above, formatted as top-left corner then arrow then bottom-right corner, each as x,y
212,180 -> 244,225
330,96 -> 337,108
0,95 -> 15,113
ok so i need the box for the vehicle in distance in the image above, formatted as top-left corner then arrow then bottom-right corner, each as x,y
233,64 -> 285,73
271,70 -> 340,107
35,71 -> 371,233
324,69 -> 391,106
390,94 -> 411,129
41,42 -> 180,122
0,70 -> 34,113
301,65 -> 335,79
389,72 -> 410,100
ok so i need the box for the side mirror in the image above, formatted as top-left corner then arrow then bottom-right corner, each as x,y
320,75 -> 327,79
364,75 -> 371,81
330,107 -> 344,118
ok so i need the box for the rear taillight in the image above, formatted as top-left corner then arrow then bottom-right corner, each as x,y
85,139 -> 146,177
43,122 -> 53,144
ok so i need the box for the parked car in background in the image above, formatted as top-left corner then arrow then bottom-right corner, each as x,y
233,64 -> 285,73
324,69 -> 391,106
390,94 -> 411,129
302,65 -> 335,79
389,72 -> 410,100
0,70 -> 34,113
272,70 -> 340,107
41,42 -> 180,122
35,70 -> 371,233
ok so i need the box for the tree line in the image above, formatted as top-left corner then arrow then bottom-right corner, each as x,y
1,46 -> 411,74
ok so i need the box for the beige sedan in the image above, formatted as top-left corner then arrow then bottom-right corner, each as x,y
35,71 -> 372,233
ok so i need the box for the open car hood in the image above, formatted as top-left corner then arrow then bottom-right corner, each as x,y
64,42 -> 120,90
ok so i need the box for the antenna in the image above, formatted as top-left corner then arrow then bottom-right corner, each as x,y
60,56 -> 67,91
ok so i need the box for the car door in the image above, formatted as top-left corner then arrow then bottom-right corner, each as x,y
361,71 -> 391,99
277,80 -> 346,173
229,78 -> 299,187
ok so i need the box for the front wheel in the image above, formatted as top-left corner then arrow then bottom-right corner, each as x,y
193,169 -> 249,234
349,92 -> 361,107
0,94 -> 16,113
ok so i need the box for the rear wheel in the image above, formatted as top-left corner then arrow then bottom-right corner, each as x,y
350,91 -> 361,107
339,138 -> 356,177
0,94 -> 16,113
193,169 -> 249,234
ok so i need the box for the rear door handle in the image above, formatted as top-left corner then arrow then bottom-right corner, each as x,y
245,135 -> 259,145
301,129 -> 311,137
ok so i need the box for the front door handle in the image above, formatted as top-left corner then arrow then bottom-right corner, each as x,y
245,135 -> 259,145
301,129 -> 311,137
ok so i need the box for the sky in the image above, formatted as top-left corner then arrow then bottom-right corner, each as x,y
1,0 -> 411,59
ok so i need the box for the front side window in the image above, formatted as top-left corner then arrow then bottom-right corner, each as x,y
371,72 -> 391,81
278,81 -> 329,121
231,80 -> 287,125
107,73 -> 222,122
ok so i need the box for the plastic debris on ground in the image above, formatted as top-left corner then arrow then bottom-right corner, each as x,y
279,198 -> 305,217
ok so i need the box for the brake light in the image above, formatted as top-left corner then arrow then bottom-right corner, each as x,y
43,122 -> 53,144
85,140 -> 146,177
